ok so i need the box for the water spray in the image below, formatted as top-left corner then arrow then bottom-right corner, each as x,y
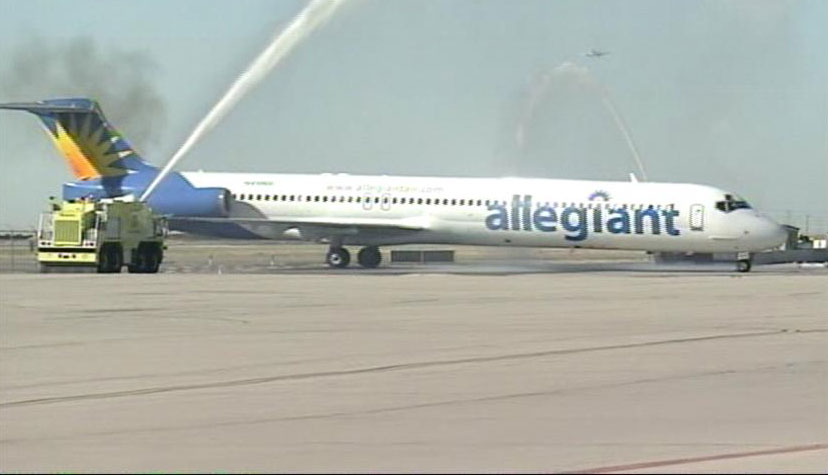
141,0 -> 348,202
598,90 -> 648,182
514,61 -> 648,181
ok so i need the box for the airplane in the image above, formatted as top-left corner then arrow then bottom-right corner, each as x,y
0,98 -> 786,272
584,49 -> 610,58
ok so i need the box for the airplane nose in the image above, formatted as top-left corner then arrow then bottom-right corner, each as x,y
755,217 -> 788,249
770,222 -> 788,247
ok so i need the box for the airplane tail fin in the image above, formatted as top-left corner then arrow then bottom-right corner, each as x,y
0,98 -> 156,180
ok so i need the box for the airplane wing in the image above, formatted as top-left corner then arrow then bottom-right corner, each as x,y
170,215 -> 430,240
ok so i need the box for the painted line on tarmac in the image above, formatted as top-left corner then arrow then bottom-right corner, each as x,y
1,329 -> 824,408
566,443 -> 828,473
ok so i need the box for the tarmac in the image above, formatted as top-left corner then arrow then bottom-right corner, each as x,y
0,243 -> 826,473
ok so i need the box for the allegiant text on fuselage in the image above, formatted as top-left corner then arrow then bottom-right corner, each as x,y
485,195 -> 680,241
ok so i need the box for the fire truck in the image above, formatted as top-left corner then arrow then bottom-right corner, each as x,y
37,198 -> 167,273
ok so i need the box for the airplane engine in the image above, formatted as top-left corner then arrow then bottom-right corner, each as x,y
147,186 -> 233,218
62,172 -> 234,218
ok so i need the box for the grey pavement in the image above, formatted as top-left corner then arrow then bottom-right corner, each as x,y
0,267 -> 826,473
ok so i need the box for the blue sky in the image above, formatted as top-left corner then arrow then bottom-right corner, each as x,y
1,0 -> 826,231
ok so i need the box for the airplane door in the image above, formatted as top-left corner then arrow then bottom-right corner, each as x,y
690,204 -> 704,231
362,194 -> 373,211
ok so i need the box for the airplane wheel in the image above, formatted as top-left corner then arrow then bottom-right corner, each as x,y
357,246 -> 382,268
736,259 -> 751,273
326,247 -> 351,268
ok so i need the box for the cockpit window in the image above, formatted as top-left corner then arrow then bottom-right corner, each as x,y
715,193 -> 752,213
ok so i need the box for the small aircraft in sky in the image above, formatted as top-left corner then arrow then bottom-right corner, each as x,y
584,49 -> 610,58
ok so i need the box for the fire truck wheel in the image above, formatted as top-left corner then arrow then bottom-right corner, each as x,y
98,244 -> 123,273
132,243 -> 161,273
144,244 -> 161,274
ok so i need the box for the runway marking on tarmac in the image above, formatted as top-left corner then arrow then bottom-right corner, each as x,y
1,329 -> 824,409
566,443 -> 828,473
2,362 -> 821,445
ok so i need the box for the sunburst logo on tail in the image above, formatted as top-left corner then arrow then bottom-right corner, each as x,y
47,111 -> 135,180
1,98 -> 149,181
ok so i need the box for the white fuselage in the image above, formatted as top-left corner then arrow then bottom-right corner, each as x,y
181,172 -> 786,253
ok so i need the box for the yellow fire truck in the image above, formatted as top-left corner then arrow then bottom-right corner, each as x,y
37,198 -> 167,273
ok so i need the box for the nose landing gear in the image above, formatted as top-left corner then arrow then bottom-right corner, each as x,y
736,258 -> 752,273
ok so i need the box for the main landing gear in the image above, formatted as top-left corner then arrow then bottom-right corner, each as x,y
326,247 -> 350,268
357,246 -> 382,268
326,246 -> 382,269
